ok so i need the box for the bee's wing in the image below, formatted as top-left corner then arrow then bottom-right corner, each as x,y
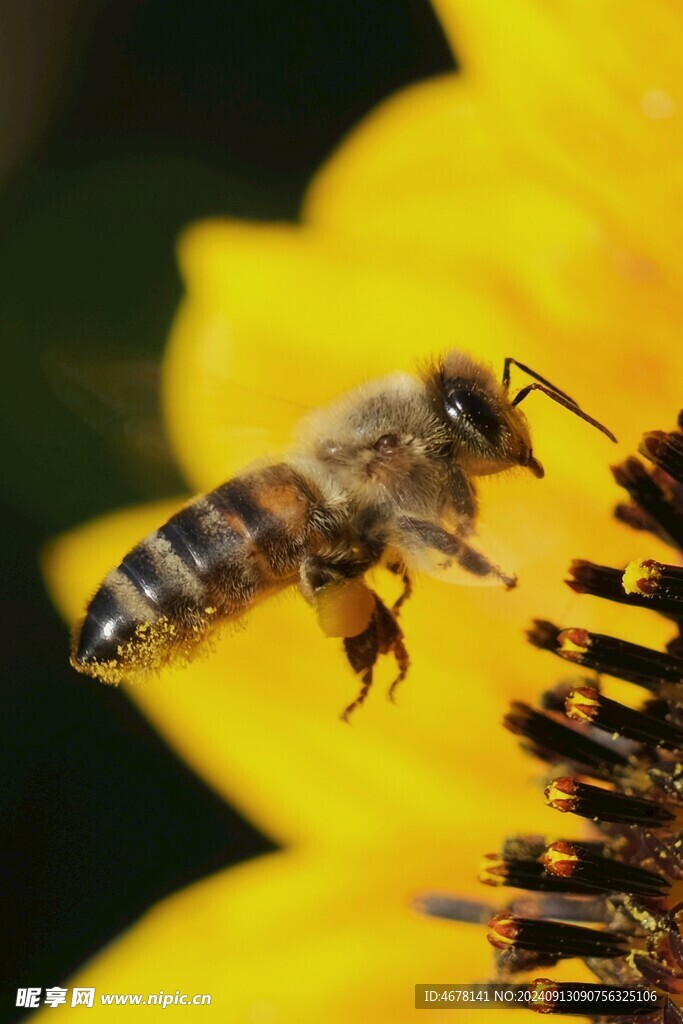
390,513 -> 517,589
45,346 -> 309,488
45,347 -> 175,466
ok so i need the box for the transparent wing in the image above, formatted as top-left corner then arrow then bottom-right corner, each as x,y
44,346 -> 175,467
44,345 -> 310,487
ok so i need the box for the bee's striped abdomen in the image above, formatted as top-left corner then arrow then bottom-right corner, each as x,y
71,464 -> 331,683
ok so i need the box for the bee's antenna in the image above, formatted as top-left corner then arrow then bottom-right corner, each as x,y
511,382 -> 618,443
502,356 -> 577,405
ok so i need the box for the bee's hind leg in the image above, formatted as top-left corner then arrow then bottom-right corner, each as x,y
342,591 -> 410,720
385,560 -> 412,617
299,558 -> 410,720
341,629 -> 376,722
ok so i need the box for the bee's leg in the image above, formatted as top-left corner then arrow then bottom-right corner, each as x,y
454,537 -> 517,590
397,517 -> 516,589
300,555 -> 410,718
342,592 -> 410,718
446,464 -> 478,531
385,560 -> 412,617
372,594 -> 410,705
342,623 -> 379,722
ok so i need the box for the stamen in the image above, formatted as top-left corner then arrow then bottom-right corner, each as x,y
493,946 -> 561,977
612,456 -> 683,548
565,686 -> 683,749
544,777 -> 676,827
502,834 -> 605,860
504,702 -> 628,775
414,895 -> 492,923
539,682 -> 575,714
470,410 -> 683,1009
487,913 -> 629,959
639,429 -> 683,484
527,619 -> 562,652
568,558 -> 683,617
631,952 -> 683,998
542,841 -> 670,898
623,827 -> 683,881
623,557 -> 683,612
614,499 -> 663,534
479,853 -> 595,893
508,894 -> 607,923
557,627 -> 683,692
528,979 -> 664,1017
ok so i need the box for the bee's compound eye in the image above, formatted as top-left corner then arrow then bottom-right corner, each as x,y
444,381 -> 501,441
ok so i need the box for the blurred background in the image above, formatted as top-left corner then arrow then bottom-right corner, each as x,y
2,2 -> 455,1020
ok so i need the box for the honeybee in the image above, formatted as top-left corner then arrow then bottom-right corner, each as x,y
71,353 -> 615,719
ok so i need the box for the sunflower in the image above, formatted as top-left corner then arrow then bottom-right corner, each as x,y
42,2 -> 683,1021
425,415 -> 683,1020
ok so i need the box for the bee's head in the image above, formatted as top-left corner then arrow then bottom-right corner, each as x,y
424,351 -> 616,479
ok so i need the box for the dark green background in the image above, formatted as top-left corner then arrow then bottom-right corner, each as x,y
1,3 -> 454,1019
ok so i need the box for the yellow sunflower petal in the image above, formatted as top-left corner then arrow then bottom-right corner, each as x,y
437,0 -> 683,266
305,78 -> 683,462
36,846 -> 500,1023
304,75 -> 488,224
